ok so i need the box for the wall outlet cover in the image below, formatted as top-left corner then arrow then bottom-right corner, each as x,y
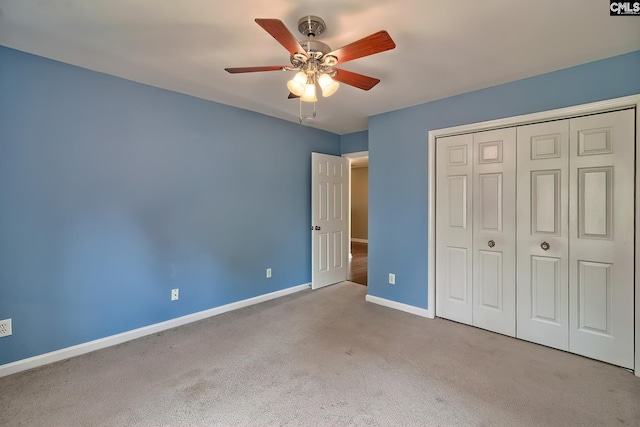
0,319 -> 12,337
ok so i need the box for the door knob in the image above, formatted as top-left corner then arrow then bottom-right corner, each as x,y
315,226 -> 321,231
488,240 -> 495,248
541,241 -> 550,251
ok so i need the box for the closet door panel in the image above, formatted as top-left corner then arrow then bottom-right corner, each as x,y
436,134 -> 473,324
516,121 -> 569,350
472,128 -> 516,336
569,109 -> 635,369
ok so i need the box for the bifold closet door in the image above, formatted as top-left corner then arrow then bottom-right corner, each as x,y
569,109 -> 635,369
436,108 -> 635,369
516,110 -> 635,367
472,128 -> 516,336
436,133 -> 473,324
516,120 -> 570,350
436,129 -> 517,335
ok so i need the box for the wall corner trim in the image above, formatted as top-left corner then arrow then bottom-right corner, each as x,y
0,283 -> 311,378
365,294 -> 434,319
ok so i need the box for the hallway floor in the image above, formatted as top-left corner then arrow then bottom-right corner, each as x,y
348,242 -> 367,285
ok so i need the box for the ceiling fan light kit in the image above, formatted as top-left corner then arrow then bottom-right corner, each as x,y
225,16 -> 396,122
286,71 -> 307,96
301,74 -> 318,102
318,73 -> 339,97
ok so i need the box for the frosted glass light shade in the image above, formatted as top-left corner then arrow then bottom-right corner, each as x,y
300,83 -> 317,102
318,74 -> 339,97
287,72 -> 307,96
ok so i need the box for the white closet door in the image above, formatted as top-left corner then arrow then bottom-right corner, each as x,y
436,133 -> 473,324
472,128 -> 517,336
516,121 -> 569,350
569,109 -> 635,369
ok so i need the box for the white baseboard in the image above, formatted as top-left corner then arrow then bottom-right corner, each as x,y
365,294 -> 434,319
0,283 -> 311,378
351,238 -> 368,243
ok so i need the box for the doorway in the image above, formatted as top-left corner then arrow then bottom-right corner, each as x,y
344,151 -> 369,285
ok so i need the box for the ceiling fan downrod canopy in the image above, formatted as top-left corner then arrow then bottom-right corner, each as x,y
297,15 -> 326,38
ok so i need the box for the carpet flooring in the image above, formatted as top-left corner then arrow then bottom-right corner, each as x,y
1,282 -> 639,426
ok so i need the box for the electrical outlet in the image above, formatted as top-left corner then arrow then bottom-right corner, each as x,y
389,273 -> 396,285
266,268 -> 272,278
0,319 -> 12,337
171,289 -> 179,301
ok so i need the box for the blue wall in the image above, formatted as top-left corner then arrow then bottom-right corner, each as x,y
0,47 -> 340,365
367,50 -> 640,309
340,130 -> 368,154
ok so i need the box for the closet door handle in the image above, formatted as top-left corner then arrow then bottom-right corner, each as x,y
541,241 -> 550,251
488,240 -> 495,248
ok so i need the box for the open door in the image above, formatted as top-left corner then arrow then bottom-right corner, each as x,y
311,152 -> 348,289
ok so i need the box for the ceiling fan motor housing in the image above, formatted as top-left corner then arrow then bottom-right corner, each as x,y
291,39 -> 334,67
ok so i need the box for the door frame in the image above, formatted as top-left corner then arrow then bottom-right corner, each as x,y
427,94 -> 640,376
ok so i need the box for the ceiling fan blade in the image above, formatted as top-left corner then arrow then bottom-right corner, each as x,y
332,68 -> 381,91
255,19 -> 308,58
225,66 -> 290,73
288,92 -> 300,99
327,31 -> 396,64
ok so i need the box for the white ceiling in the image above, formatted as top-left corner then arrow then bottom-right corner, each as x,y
0,1 -> 638,135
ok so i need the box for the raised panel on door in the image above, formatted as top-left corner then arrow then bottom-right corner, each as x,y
569,109 -> 635,369
316,176 -> 331,275
516,121 -> 569,351
436,134 -> 473,324
445,247 -> 468,302
472,128 -> 516,336
477,250 -> 503,310
577,261 -> 612,334
318,232 -> 329,272
332,231 -> 344,269
448,176 -> 467,229
531,256 -> 562,321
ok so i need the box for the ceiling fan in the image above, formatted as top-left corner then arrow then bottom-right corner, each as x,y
225,16 -> 396,103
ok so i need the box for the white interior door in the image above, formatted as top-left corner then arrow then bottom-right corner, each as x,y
311,152 -> 348,289
516,120 -> 570,350
436,134 -> 473,324
568,109 -> 635,369
472,128 -> 517,336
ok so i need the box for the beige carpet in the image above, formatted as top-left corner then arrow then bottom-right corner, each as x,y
1,282 -> 639,426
